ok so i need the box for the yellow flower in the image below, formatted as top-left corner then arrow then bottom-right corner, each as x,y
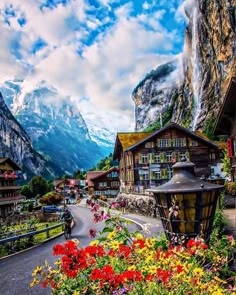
128,265 -> 136,271
148,265 -> 157,275
192,267 -> 204,277
30,278 -> 39,287
90,240 -> 99,246
110,240 -> 120,250
107,231 -> 116,239
135,233 -> 144,240
32,266 -> 42,277
145,255 -> 153,263
211,289 -> 225,295
72,291 -> 80,295
54,259 -> 61,265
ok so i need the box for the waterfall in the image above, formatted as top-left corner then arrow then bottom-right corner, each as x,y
191,7 -> 202,130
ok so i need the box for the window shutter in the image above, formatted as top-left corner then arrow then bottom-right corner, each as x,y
148,153 -> 152,163
160,169 -> 164,179
140,174 -> 144,180
150,171 -> 154,180
168,139 -> 172,147
138,153 -> 142,164
157,139 -> 160,147
177,152 -> 181,161
183,138 -> 187,146
163,152 -> 167,162
227,138 -> 233,158
160,152 -> 164,163
164,168 -> 167,178
185,151 -> 190,161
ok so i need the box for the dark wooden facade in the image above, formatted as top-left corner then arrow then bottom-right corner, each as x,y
114,123 -> 222,193
0,158 -> 23,218
88,167 -> 120,198
214,76 -> 236,181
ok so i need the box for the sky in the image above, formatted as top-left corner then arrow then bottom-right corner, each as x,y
0,0 -> 189,133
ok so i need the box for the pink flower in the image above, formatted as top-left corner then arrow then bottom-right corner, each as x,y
89,228 -> 97,238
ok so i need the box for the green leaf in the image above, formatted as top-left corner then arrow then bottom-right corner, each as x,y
101,227 -> 113,234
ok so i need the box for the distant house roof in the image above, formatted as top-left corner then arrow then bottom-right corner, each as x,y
90,167 -> 119,181
53,179 -> 64,187
213,76 -> 236,136
125,122 -> 218,152
0,158 -> 21,170
113,132 -> 152,160
86,171 -> 104,187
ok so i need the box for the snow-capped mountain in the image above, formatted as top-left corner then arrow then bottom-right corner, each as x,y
0,80 -> 113,174
85,118 -> 116,155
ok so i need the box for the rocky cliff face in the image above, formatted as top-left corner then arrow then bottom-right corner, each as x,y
0,92 -> 63,178
133,0 -> 236,134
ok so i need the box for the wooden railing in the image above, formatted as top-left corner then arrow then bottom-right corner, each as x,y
0,222 -> 64,246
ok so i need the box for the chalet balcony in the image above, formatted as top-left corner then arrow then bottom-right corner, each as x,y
0,195 -> 25,205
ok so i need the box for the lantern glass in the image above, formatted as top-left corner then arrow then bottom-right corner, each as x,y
155,190 -> 219,243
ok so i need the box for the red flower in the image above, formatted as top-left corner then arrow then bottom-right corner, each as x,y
176,265 -> 184,273
118,245 -> 131,258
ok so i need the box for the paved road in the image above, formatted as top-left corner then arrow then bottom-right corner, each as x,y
0,206 -> 140,295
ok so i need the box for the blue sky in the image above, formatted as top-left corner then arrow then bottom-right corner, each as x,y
0,0 -> 189,132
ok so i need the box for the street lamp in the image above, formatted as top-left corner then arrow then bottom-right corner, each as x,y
148,159 -> 224,244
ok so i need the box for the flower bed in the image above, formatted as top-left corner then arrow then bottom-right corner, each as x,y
31,203 -> 235,294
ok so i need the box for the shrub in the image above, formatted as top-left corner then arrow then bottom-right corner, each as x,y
40,192 -> 63,205
225,182 -> 236,196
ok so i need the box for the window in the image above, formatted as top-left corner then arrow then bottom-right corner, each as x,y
179,151 -> 187,161
190,140 -> 198,146
157,139 -> 171,148
154,153 -> 160,163
111,181 -> 119,187
154,171 -> 161,180
210,153 -> 216,160
99,182 -> 107,187
145,142 -> 155,148
166,152 -> 172,162
139,153 -> 148,164
139,170 -> 149,180
173,138 -> 186,147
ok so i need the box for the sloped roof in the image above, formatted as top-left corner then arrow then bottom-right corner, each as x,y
0,158 -> 21,170
86,171 -> 104,187
113,132 -> 152,160
90,167 -> 119,181
126,122 -> 218,152
213,76 -> 236,136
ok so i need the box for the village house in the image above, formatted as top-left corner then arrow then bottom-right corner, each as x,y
113,122 -> 223,194
214,76 -> 236,181
86,167 -> 120,198
0,158 -> 24,218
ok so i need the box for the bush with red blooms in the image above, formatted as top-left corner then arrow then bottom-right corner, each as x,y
31,202 -> 235,294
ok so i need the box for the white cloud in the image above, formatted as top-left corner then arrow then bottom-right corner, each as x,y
0,0 -> 185,133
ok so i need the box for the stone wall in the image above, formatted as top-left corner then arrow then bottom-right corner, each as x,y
116,193 -> 157,217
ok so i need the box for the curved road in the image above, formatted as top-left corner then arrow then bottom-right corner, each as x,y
0,206 -> 139,295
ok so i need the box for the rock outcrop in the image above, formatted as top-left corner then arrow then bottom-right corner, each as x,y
133,0 -> 236,134
0,92 -> 63,179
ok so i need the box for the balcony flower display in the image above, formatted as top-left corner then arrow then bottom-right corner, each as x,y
31,203 -> 235,294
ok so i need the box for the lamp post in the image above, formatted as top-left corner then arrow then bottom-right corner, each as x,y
148,159 -> 224,244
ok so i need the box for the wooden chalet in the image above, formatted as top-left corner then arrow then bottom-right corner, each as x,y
86,167 -> 120,198
113,122 -> 222,193
0,158 -> 24,218
214,76 -> 236,181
